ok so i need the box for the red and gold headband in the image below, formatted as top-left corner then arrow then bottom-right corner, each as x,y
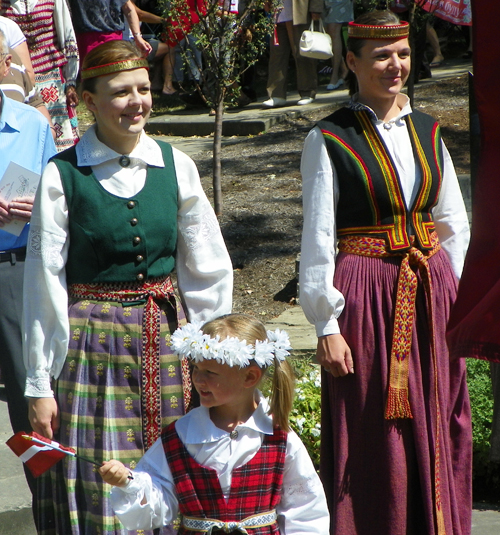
348,21 -> 410,40
81,58 -> 149,80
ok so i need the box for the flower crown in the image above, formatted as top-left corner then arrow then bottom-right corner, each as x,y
170,322 -> 292,368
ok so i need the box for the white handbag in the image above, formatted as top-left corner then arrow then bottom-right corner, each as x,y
299,20 -> 333,60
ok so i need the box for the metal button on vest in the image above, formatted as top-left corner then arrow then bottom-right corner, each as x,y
136,273 -> 144,281
130,218 -> 138,226
133,236 -> 141,245
127,201 -> 136,209
136,255 -> 144,263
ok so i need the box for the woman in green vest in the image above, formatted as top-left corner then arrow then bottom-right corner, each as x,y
300,9 -> 472,535
22,40 -> 233,535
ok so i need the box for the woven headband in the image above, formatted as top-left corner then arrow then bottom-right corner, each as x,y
348,21 -> 409,40
81,58 -> 149,80
170,322 -> 292,368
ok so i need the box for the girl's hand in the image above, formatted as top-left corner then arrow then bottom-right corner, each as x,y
99,460 -> 131,487
317,334 -> 354,377
28,397 -> 60,439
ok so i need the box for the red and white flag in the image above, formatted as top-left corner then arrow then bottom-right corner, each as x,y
6,431 -> 76,478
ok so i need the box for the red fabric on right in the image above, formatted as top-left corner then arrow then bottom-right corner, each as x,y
447,1 -> 500,362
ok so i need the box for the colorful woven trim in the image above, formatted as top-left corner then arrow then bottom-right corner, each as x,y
81,58 -> 149,80
182,510 -> 277,533
338,232 -> 441,419
348,21 -> 410,40
69,276 -> 191,450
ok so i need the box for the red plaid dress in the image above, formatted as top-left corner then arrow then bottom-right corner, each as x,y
162,422 -> 287,534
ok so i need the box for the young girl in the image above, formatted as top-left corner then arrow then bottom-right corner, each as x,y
99,314 -> 329,533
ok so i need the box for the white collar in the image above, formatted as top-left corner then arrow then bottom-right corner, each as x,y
350,93 -> 412,127
75,124 -> 164,168
176,392 -> 274,444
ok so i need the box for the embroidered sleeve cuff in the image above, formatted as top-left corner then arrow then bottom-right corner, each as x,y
315,318 -> 340,338
25,375 -> 54,398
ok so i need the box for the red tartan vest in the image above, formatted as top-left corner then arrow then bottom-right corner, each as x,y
162,421 -> 287,534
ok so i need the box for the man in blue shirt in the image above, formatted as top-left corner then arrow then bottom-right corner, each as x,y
0,29 -> 56,519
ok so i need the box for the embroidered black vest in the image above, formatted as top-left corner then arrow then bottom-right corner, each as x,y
53,140 -> 178,284
318,107 -> 444,252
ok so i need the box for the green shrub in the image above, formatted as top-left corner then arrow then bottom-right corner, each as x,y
466,358 -> 500,500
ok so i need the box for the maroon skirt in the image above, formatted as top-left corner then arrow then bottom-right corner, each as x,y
320,249 -> 472,534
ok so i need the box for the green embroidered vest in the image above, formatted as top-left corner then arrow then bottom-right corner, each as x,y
318,107 -> 443,252
53,140 -> 178,284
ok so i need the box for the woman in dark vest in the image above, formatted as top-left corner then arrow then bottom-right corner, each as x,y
299,10 -> 472,535
22,40 -> 233,535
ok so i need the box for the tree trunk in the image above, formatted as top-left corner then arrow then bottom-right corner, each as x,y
212,97 -> 225,216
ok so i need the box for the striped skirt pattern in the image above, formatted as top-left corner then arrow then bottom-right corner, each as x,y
36,292 -> 186,535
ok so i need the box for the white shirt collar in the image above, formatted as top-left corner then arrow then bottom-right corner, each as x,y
349,93 -> 412,127
75,124 -> 164,168
177,392 -> 274,445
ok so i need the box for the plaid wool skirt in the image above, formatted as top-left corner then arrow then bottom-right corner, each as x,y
36,278 -> 187,535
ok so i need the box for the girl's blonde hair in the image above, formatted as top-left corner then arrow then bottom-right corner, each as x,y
202,314 -> 295,431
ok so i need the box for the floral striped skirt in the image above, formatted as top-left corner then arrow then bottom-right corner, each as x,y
36,67 -> 79,152
36,278 -> 187,535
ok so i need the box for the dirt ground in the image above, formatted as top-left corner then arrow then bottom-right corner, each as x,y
192,74 -> 471,319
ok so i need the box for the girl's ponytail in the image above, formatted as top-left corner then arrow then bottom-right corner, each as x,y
268,357 -> 295,432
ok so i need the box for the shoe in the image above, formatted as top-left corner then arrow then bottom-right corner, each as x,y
262,97 -> 287,108
297,97 -> 314,106
430,55 -> 444,68
326,79 -> 344,91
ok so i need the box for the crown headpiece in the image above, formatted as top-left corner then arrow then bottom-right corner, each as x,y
170,322 -> 292,368
348,21 -> 409,40
81,58 -> 149,80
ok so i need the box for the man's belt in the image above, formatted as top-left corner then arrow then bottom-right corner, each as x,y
0,247 -> 27,264
182,510 -> 277,534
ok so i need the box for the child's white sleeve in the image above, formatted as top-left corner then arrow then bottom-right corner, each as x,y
277,431 -> 330,534
109,439 -> 179,530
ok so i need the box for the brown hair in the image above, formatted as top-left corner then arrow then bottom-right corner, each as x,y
81,40 -> 144,93
202,314 -> 296,431
346,10 -> 404,95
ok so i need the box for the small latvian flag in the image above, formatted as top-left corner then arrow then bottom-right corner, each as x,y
6,431 -> 77,478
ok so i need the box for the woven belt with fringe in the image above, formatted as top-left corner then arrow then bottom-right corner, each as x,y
182,510 -> 277,534
338,232 -> 441,420
339,232 -> 447,534
69,276 -> 190,450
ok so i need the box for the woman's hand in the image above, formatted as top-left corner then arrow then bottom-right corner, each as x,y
134,34 -> 153,57
99,460 -> 131,488
28,397 -> 60,439
66,85 -> 79,108
317,334 -> 354,377
9,196 -> 34,222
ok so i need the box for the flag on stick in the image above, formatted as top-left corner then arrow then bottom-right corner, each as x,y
6,431 -> 101,478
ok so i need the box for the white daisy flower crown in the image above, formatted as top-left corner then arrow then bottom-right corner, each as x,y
170,321 -> 292,368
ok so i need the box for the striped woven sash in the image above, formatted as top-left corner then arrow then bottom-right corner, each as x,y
69,276 -> 191,450
182,509 -> 277,534
339,232 -> 446,534
338,232 -> 441,419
